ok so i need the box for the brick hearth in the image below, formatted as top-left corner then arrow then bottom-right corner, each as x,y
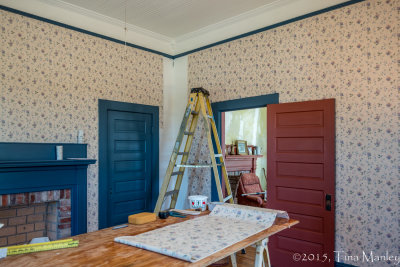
0,189 -> 71,246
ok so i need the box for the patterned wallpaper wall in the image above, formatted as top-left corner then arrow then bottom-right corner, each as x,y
188,0 -> 398,265
0,10 -> 163,231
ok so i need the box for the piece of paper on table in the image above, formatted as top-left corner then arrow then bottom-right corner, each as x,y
115,204 -> 288,262
0,248 -> 7,259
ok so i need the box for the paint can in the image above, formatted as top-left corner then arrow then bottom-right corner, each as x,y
188,195 -> 208,211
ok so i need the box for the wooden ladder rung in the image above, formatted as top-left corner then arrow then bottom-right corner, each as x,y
177,152 -> 189,156
175,164 -> 221,168
184,131 -> 194,135
171,171 -> 184,176
191,111 -> 199,115
165,190 -> 179,197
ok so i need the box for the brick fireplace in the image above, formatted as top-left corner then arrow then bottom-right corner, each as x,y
0,190 -> 72,246
0,142 -> 95,245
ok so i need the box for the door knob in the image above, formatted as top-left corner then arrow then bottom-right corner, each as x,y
325,194 -> 332,211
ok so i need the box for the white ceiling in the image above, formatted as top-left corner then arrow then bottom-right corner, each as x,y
59,0 -> 278,38
0,0 -> 350,55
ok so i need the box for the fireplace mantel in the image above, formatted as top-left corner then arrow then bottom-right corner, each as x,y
0,159 -> 96,168
224,154 -> 263,173
0,142 -> 95,236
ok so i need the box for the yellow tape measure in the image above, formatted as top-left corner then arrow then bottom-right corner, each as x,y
4,239 -> 79,256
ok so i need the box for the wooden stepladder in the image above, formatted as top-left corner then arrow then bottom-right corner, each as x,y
154,87 -> 234,214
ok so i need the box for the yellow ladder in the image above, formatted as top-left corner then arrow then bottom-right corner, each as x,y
154,87 -> 234,213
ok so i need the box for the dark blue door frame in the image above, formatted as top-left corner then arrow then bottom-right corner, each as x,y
98,99 -> 159,229
210,93 -> 279,201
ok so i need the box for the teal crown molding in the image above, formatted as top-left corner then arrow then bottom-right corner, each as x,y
1,0 -> 364,59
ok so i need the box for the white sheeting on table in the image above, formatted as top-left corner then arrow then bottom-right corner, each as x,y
115,204 -> 288,262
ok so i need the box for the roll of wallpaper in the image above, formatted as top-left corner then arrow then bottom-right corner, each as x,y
115,204 -> 288,262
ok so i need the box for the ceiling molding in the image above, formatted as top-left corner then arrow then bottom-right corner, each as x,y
0,0 -> 175,54
174,0 -> 287,43
0,0 -> 360,57
173,0 -> 350,54
38,0 -> 173,44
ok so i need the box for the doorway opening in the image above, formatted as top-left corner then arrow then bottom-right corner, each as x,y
211,93 -> 279,201
222,107 -> 267,203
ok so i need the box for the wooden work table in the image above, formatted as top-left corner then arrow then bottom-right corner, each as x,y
1,212 -> 298,267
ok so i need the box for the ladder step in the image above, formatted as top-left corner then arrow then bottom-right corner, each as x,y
184,131 -> 194,135
223,195 -> 233,202
171,171 -> 184,176
175,164 -> 221,168
177,152 -> 189,156
191,111 -> 199,115
165,190 -> 179,197
214,154 -> 223,157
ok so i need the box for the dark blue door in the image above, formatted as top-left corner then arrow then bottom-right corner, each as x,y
107,110 -> 152,226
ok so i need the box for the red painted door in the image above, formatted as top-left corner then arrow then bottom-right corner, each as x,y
267,99 -> 335,267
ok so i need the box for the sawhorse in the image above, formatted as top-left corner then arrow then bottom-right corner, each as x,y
230,237 -> 271,267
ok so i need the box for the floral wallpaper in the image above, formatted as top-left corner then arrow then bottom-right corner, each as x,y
188,0 -> 398,266
0,10 -> 163,232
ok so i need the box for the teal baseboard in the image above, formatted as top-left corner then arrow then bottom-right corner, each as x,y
335,261 -> 358,267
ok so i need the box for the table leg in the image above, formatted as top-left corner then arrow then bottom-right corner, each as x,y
254,238 -> 269,267
230,253 -> 237,267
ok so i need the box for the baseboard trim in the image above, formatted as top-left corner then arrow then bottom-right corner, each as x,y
335,261 -> 358,267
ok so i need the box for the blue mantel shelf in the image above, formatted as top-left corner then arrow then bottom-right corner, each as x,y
0,142 -> 96,236
0,159 -> 96,168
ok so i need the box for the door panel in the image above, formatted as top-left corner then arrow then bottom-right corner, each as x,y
115,180 -> 145,193
277,162 -> 324,178
276,137 -> 324,152
114,140 -> 146,152
108,111 -> 152,226
267,99 -> 335,267
276,187 -> 324,205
